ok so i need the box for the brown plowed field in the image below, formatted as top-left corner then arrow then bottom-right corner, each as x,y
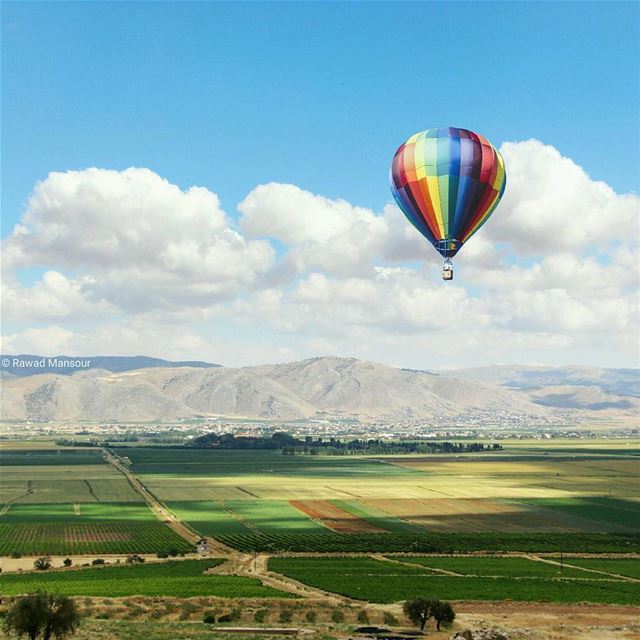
290,500 -> 386,534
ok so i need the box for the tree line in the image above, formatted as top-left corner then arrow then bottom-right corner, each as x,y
188,431 -> 502,454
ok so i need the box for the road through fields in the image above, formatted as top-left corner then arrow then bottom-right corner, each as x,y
102,448 -> 233,556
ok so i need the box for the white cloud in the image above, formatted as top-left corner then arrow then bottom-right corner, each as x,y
239,182 -> 389,276
2,271 -> 115,322
488,139 -> 640,254
2,143 -> 638,369
2,168 -> 275,313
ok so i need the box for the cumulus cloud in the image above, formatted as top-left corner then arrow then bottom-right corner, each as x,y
239,182 -> 390,276
488,139 -> 639,254
2,271 -> 115,322
2,142 -> 638,368
2,168 -> 275,312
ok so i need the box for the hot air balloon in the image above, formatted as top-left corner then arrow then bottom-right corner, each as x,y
390,127 -> 506,280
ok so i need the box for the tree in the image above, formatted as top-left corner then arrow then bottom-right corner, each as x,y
403,598 -> 434,631
431,600 -> 455,631
62,559 -> 72,568
33,557 -> 51,571
4,592 -> 79,640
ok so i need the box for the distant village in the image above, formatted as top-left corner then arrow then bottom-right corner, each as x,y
1,412 -> 637,445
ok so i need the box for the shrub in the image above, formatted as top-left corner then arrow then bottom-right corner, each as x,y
203,613 -> 216,624
95,611 -> 113,620
63,558 -> 73,567
254,608 -> 268,623
279,608 -> 293,623
34,556 -> 52,571
331,608 -> 345,623
91,558 -> 105,565
357,609 -> 369,624
305,610 -> 317,622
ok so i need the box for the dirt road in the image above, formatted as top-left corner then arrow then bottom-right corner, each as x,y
101,448 -> 232,555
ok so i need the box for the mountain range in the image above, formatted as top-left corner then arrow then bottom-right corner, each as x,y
1,356 -> 638,423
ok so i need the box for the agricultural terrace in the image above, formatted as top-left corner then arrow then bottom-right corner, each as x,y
269,556 -> 640,605
118,445 -> 640,553
0,448 -> 191,555
0,559 -> 293,598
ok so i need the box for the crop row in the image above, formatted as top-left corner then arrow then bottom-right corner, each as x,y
213,530 -> 640,554
268,557 -> 640,605
0,559 -> 293,598
0,522 -> 193,556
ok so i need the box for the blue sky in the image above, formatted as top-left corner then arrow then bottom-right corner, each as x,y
3,1 -> 638,234
1,2 -> 638,368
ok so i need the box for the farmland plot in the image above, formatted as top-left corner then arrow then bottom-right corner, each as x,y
269,556 -> 640,605
0,464 -> 141,503
0,502 -> 192,555
0,559 -> 293,598
289,500 -> 386,533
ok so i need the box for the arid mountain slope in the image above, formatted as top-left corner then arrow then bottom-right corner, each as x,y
1,357 -> 637,422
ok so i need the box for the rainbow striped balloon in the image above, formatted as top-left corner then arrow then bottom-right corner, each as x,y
390,127 -> 506,258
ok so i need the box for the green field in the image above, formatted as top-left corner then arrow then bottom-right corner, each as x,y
549,556 -> 640,579
0,448 -> 142,504
0,446 -> 196,555
0,559 -> 293,598
0,449 -> 106,465
0,499 -> 193,555
397,555 -> 596,577
2,502 -> 156,522
269,556 -> 640,605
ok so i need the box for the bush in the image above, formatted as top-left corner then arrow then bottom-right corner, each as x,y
34,556 -> 52,571
279,608 -> 293,623
357,609 -> 369,624
91,558 -> 105,565
254,608 -> 268,623
10,552 -> 22,559
63,558 -> 73,567
217,613 -> 232,623
95,611 -> 113,620
156,552 -> 169,558
203,613 -> 216,624
126,554 -> 145,564
305,610 -> 317,623
331,608 -> 345,623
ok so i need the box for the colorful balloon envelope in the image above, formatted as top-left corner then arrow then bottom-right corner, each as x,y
390,127 -> 506,264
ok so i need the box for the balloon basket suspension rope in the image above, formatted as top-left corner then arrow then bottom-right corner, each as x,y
442,258 -> 453,281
